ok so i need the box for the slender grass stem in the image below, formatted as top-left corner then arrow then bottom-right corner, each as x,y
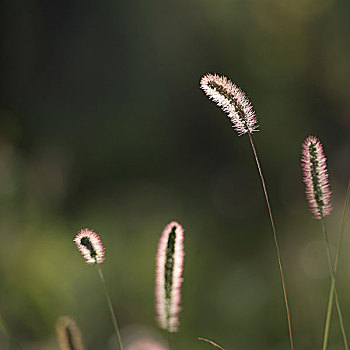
248,133 -> 294,350
334,180 -> 350,283
168,331 -> 173,350
321,181 -> 350,350
323,180 -> 350,349
96,264 -> 124,350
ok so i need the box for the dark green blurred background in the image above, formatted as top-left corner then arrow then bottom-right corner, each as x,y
1,0 -> 350,349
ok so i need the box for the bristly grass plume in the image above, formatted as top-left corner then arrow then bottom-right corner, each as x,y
200,73 -> 258,135
74,228 -> 105,264
301,136 -> 332,219
155,221 -> 185,333
56,316 -> 85,350
200,73 -> 294,350
73,228 -> 124,350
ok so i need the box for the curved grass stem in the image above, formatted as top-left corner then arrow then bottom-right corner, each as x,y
248,133 -> 294,350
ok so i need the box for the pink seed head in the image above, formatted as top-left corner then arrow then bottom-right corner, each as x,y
74,228 -> 105,264
301,136 -> 332,219
200,73 -> 258,136
155,221 -> 185,333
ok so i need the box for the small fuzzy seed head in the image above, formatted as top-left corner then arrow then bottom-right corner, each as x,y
200,73 -> 258,135
74,228 -> 105,264
301,136 -> 332,219
155,221 -> 185,333
56,316 -> 85,350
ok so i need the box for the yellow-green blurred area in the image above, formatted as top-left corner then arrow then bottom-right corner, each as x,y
1,0 -> 350,349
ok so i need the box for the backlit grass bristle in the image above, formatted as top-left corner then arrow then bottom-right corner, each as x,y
301,136 -> 332,219
74,228 -> 105,264
155,221 -> 185,333
200,73 -> 258,135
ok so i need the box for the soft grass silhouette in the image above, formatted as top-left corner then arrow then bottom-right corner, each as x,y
56,316 -> 85,350
0,314 -> 10,349
200,73 -> 294,350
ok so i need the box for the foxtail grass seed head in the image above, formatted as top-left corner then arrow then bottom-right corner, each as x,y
74,228 -> 105,264
301,136 -> 332,219
56,316 -> 85,350
200,73 -> 258,135
155,221 -> 185,333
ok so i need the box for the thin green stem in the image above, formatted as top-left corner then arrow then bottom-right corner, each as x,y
334,180 -> 350,277
320,217 -> 348,350
248,133 -> 294,350
96,264 -> 124,350
168,331 -> 173,350
321,181 -> 350,350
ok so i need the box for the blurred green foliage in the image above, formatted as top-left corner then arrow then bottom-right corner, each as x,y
1,0 -> 350,349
